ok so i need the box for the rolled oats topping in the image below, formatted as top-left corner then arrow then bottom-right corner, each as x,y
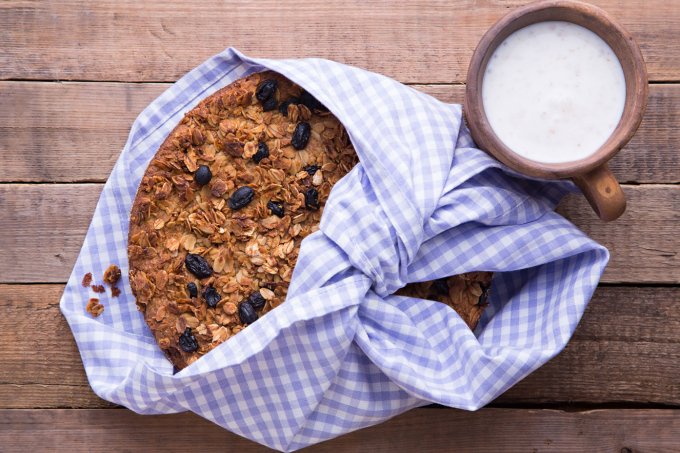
128,71 -> 491,370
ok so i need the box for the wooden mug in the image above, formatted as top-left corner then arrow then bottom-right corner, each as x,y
464,0 -> 647,221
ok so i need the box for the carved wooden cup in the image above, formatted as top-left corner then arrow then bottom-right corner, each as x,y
464,0 -> 647,221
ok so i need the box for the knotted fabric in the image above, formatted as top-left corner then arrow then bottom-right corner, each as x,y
61,49 -> 608,451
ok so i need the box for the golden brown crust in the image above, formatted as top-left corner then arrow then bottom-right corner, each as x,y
128,71 -> 492,370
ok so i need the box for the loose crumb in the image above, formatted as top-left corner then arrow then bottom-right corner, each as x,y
86,298 -> 104,317
92,284 -> 106,294
103,264 -> 121,285
82,272 -> 93,287
111,286 -> 121,297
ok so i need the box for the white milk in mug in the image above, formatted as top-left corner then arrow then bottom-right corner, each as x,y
482,21 -> 626,164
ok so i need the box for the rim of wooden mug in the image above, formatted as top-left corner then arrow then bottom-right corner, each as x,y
464,0 -> 648,179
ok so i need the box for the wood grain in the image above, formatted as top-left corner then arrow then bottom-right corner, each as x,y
0,184 -> 103,283
1,0 -> 678,83
1,408 -> 679,452
2,284 -> 678,408
0,81 -> 167,182
1,81 -> 679,183
1,184 -> 677,283
557,186 -> 680,283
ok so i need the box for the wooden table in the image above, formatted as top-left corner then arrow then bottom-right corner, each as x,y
2,1 -> 679,451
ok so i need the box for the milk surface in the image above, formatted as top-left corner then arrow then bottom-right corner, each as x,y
482,21 -> 626,164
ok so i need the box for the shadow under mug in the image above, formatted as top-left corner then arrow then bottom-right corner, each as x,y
464,0 -> 648,221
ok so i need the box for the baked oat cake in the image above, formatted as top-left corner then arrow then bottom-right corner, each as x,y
128,71 -> 492,369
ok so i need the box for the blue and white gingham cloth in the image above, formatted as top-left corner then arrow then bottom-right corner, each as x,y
60,48 -> 609,451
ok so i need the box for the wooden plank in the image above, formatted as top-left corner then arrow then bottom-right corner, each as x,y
499,287 -> 680,404
0,285 -> 114,409
0,184 -> 678,283
0,184 -> 103,283
1,0 -> 678,83
556,186 -> 680,284
0,81 -> 167,182
1,408 -> 679,452
1,81 -> 678,183
2,285 -> 679,408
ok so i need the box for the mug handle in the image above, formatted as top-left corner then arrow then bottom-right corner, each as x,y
572,164 -> 626,221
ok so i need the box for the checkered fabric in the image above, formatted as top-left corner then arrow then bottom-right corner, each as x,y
60,48 -> 609,451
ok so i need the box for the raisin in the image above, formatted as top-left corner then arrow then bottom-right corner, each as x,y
278,97 -> 300,116
203,285 -> 221,308
252,142 -> 269,164
238,301 -> 258,325
267,200 -> 284,218
248,291 -> 266,310
478,284 -> 490,306
179,327 -> 198,352
304,188 -> 320,210
185,253 -> 213,279
262,97 -> 277,112
82,272 -> 93,288
256,79 -> 277,102
228,186 -> 255,210
431,278 -> 449,296
292,122 -> 311,150
187,282 -> 198,298
299,91 -> 329,113
91,284 -> 106,294
304,164 -> 320,176
194,165 -> 212,186
111,287 -> 121,297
